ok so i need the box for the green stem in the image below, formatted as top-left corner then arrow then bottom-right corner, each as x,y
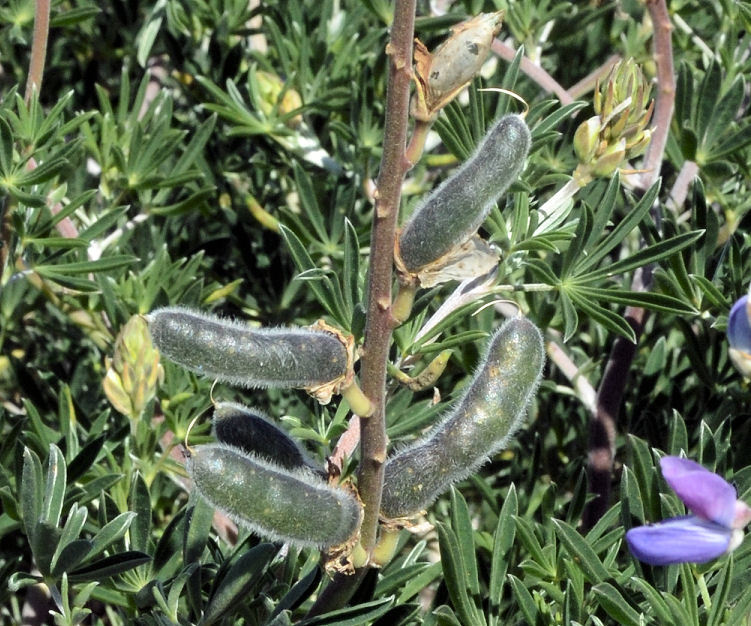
25,0 -> 51,103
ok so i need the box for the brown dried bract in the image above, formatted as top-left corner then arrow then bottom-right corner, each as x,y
303,319 -> 356,404
411,11 -> 504,122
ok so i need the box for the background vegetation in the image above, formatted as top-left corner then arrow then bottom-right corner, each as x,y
2,0 -> 751,623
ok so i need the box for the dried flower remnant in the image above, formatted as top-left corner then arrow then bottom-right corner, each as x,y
626,456 -> 751,566
411,12 -> 504,122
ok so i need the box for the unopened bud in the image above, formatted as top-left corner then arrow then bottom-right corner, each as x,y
103,315 -> 163,419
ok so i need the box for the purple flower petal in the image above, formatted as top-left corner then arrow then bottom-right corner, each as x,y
625,516 -> 732,566
728,295 -> 751,354
660,456 -> 737,527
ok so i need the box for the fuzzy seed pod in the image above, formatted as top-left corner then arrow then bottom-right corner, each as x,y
146,307 -> 349,400
187,443 -> 361,548
380,317 -> 544,519
212,402 -> 325,478
397,115 -> 530,275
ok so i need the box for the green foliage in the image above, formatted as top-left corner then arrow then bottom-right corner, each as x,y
2,0 -> 751,623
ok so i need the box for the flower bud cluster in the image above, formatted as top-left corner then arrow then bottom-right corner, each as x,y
573,59 -> 653,181
103,315 -> 164,420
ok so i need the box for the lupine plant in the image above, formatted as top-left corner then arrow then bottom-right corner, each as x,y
3,0 -> 751,624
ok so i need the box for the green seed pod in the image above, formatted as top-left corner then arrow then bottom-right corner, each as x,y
187,443 -> 361,548
212,402 -> 326,478
146,307 -> 348,396
380,317 -> 544,519
397,115 -> 530,274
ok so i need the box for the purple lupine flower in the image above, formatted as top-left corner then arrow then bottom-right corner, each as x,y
727,294 -> 751,377
625,456 -> 751,566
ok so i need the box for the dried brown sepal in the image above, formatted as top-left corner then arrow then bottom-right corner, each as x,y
411,12 -> 504,122
303,319 -> 356,404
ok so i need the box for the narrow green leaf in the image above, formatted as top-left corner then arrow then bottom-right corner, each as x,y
560,205 -> 591,279
667,411 -> 689,457
0,116 -> 13,175
592,582 -> 642,626
184,497 -> 215,617
201,543 -> 277,626
560,289 -> 579,342
628,577 -> 673,624
551,519 -> 610,584
293,161 -> 328,244
507,574 -> 539,625
35,255 -> 137,276
679,563 -> 700,626
449,488 -> 480,597
691,274 -> 729,309
573,286 -> 696,315
567,290 -> 636,343
68,551 -> 151,582
397,562 -> 442,604
30,270 -> 99,292
696,61 -> 722,145
88,512 -> 137,560
297,596 -> 395,626
50,6 -> 101,26
620,466 -> 645,530
707,556 -> 732,626
41,444 -> 66,528
129,473 -> 151,553
574,180 -> 659,276
50,503 -> 88,572
436,523 -> 484,626
51,539 -> 93,577
342,218 -> 360,320
21,448 -> 44,544
489,484 -> 517,618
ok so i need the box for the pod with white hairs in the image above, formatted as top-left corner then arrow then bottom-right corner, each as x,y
187,443 -> 361,549
397,115 -> 530,276
380,317 -> 544,519
146,307 -> 349,402
212,402 -> 326,479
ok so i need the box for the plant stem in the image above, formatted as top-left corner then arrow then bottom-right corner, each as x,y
306,0 -> 416,616
25,0 -> 51,103
357,0 -> 416,557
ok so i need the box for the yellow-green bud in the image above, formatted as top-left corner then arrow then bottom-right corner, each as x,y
103,315 -> 163,420
573,116 -> 602,164
591,138 -> 626,178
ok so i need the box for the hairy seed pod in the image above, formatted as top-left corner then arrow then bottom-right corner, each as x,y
380,317 -> 544,519
187,443 -> 361,548
212,402 -> 325,478
147,307 -> 348,392
397,115 -> 530,274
